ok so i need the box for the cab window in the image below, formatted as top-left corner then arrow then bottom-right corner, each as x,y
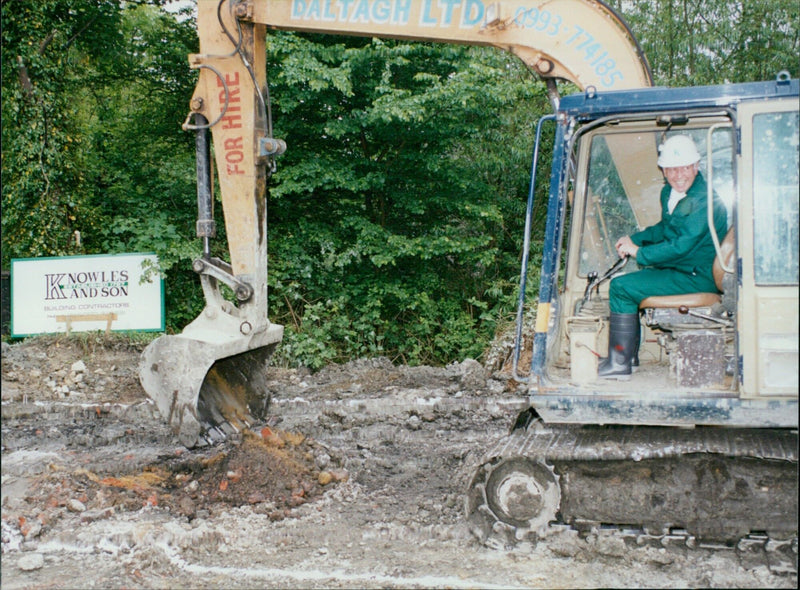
578,126 -> 734,278
752,111 -> 800,285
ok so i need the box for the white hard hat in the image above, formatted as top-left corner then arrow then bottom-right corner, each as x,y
657,135 -> 701,168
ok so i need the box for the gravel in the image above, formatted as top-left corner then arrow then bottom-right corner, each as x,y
1,335 -> 795,588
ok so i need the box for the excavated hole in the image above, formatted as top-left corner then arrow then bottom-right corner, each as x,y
13,427 -> 345,526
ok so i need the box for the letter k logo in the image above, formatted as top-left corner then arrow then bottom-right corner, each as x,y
45,273 -> 67,300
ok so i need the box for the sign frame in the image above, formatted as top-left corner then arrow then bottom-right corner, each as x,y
10,253 -> 165,337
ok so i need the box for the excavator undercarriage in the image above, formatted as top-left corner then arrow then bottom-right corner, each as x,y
466,414 -> 798,572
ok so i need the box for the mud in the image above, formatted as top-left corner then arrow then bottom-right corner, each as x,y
1,335 -> 796,588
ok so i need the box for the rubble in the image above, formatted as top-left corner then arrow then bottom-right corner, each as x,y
1,335 -> 795,589
17,552 -> 44,571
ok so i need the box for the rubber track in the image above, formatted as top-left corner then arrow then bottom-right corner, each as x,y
476,421 -> 798,574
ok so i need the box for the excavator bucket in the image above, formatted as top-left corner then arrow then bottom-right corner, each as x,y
140,322 -> 283,448
136,82 -> 285,447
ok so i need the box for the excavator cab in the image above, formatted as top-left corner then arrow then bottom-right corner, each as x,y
561,120 -> 737,390
468,78 -> 798,548
509,78 -> 799,424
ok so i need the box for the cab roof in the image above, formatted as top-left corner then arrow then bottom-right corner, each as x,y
558,76 -> 799,120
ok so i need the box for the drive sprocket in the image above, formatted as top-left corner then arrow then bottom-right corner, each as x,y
466,455 -> 560,546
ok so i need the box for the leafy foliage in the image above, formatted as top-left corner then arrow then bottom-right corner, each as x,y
609,0 -> 800,85
1,0 -> 120,260
3,1 -> 797,367
2,0 -> 201,330
266,35 -> 546,366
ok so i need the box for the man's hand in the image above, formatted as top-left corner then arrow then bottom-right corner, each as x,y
615,236 -> 639,259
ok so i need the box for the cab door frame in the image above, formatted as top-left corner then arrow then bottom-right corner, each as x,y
736,98 -> 800,399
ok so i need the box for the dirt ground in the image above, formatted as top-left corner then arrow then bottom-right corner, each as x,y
1,334 -> 796,589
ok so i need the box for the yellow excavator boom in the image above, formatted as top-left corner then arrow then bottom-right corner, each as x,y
253,0 -> 652,90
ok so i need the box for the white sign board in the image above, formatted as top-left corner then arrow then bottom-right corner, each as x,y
11,253 -> 164,337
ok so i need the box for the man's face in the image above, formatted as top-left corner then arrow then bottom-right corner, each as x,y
663,163 -> 699,193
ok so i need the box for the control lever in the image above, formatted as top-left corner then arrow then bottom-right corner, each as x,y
581,256 -> 629,306
678,305 -> 733,327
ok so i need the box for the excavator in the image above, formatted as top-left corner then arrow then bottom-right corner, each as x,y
140,0 -> 798,564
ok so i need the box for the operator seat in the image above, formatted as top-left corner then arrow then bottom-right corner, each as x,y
639,227 -> 736,329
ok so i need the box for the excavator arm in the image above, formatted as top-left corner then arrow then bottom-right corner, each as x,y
250,0 -> 652,90
140,0 -> 653,447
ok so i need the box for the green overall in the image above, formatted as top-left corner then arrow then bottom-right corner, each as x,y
609,172 -> 728,313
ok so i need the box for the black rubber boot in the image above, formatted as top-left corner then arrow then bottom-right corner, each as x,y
598,313 -> 640,379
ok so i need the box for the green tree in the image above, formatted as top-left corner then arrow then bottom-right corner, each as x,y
611,0 -> 800,86
1,0 -> 124,261
265,34 -> 549,366
2,0 -> 203,329
82,3 -> 203,328
4,1 -> 797,366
